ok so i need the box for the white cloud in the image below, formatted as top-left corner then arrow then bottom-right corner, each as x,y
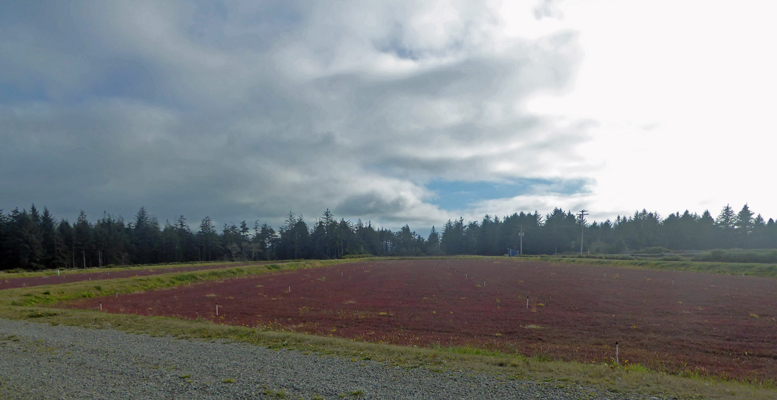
3,0 -> 773,232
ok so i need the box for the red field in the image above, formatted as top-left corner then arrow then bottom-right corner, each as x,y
65,259 -> 777,381
0,262 -> 252,290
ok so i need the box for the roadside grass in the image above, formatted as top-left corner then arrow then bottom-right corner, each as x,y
1,256 -> 776,399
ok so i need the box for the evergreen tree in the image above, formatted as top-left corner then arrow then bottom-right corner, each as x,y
697,210 -> 717,249
39,207 -> 65,268
716,204 -> 736,230
253,222 -> 276,260
131,207 -> 161,264
734,204 -> 755,237
74,211 -> 92,268
426,226 -> 440,255
198,216 -> 219,261
440,218 -> 465,254
4,208 -> 43,269
94,212 -> 128,266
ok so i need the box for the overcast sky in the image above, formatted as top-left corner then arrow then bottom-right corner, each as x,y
2,1 -> 776,233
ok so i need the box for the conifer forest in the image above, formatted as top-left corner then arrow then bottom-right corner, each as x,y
1,203 -> 776,271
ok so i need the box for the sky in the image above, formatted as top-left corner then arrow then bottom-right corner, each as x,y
2,0 -> 776,233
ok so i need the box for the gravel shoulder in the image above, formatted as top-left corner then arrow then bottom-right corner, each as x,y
0,318 -> 662,400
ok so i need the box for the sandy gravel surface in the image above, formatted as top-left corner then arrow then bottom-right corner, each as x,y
0,318 -> 665,400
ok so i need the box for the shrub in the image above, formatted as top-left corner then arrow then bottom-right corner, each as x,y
693,249 -> 777,264
342,254 -> 371,259
641,247 -> 668,255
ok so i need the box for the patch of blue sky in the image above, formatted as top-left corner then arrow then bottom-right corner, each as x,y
427,178 -> 589,211
0,83 -> 47,103
89,57 -> 159,100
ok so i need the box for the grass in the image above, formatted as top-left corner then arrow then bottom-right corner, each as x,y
0,259 -> 323,281
531,255 -> 777,278
263,388 -> 286,398
0,256 -> 776,399
0,260 -> 245,279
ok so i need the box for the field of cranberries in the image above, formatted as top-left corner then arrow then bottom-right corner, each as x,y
63,259 -> 777,382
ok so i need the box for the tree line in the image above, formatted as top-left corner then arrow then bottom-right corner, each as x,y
1,203 -> 775,271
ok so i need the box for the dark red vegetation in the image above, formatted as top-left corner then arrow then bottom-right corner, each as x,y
67,259 -> 777,381
0,263 -> 252,290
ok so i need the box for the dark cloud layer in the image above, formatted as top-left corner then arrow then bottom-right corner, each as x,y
0,1 -> 591,229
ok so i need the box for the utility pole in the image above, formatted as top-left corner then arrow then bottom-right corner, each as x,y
578,210 -> 588,255
519,225 -> 524,255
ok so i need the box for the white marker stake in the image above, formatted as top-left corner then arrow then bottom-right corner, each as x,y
483,280 -> 486,287
615,341 -> 619,365
116,292 -> 118,297
289,285 -> 291,293
57,270 -> 60,276
526,297 -> 529,309
216,303 -> 219,316
99,302 -> 102,311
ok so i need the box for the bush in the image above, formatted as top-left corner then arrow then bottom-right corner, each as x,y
693,249 -> 777,264
342,254 -> 371,259
641,247 -> 668,255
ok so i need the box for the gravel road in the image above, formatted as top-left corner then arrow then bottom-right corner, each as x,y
0,318 -> 658,399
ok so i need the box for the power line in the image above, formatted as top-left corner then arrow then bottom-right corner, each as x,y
578,209 -> 588,255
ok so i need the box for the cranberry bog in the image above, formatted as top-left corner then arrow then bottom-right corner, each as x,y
65,259 -> 777,383
0,262 -> 255,290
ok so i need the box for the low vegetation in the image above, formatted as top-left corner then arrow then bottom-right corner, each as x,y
0,257 -> 775,399
536,255 -> 777,278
